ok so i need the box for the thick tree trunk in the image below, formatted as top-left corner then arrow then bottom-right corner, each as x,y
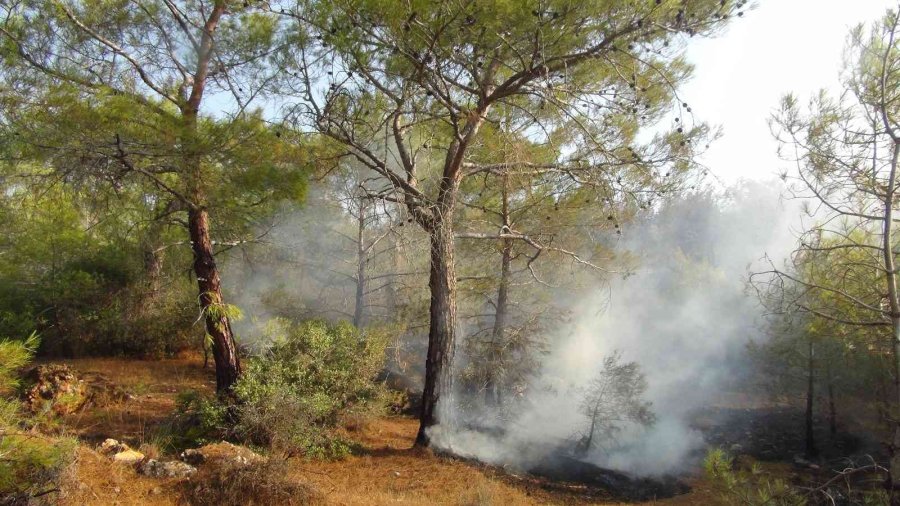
805,338 -> 817,458
188,206 -> 241,392
416,220 -> 458,446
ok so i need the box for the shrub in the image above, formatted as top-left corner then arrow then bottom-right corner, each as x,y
0,333 -> 76,504
232,319 -> 389,457
147,390 -> 230,454
704,448 -> 804,506
154,319 -> 390,458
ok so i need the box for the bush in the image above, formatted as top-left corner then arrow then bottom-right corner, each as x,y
704,448 -> 804,506
0,334 -> 76,504
232,319 -> 389,457
148,390 -> 231,454
155,319 -> 390,458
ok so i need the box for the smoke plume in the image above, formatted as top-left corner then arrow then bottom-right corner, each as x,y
431,179 -> 800,476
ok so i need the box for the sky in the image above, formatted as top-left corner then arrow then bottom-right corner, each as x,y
683,0 -> 897,185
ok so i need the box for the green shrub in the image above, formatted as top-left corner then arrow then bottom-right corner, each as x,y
232,319 -> 389,458
704,448 -> 804,506
154,319 -> 390,458
0,333 -> 76,503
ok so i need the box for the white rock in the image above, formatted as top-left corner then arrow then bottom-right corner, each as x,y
112,449 -> 145,464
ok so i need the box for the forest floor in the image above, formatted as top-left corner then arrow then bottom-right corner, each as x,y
41,356 -> 856,505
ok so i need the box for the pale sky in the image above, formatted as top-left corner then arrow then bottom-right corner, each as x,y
683,0 -> 897,185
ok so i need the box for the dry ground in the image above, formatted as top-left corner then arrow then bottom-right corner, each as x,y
44,356 -> 725,505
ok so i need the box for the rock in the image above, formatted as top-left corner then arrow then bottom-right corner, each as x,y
729,443 -> 743,454
137,459 -> 197,479
99,438 -> 129,456
180,448 -> 205,466
112,449 -> 145,464
98,438 -> 144,464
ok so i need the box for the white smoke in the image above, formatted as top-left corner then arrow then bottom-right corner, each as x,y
432,179 -> 801,476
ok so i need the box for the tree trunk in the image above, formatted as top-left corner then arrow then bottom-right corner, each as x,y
486,176 -> 512,408
486,239 -> 512,409
354,204 -> 367,328
881,143 -> 900,487
805,337 -> 817,458
142,245 -> 163,296
188,206 -> 241,392
416,219 -> 458,446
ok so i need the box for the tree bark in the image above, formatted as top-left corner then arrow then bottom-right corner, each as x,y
178,0 -> 239,393
486,177 -> 512,408
354,204 -> 367,328
414,109 -> 484,446
485,240 -> 510,408
142,245 -> 163,296
881,143 -> 900,486
188,206 -> 241,392
416,219 -> 459,446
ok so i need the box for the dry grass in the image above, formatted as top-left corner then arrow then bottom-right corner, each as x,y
183,457 -> 321,506
295,417 -> 717,506
60,446 -> 181,506
40,356 -> 214,445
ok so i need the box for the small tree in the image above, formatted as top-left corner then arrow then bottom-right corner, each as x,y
574,352 -> 655,457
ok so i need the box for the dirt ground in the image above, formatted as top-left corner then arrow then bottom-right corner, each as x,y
46,357 -> 728,505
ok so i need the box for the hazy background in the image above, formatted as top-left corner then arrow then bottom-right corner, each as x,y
684,0 -> 896,185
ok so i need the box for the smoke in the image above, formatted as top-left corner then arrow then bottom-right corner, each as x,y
224,188 -> 362,351
431,179 -> 801,476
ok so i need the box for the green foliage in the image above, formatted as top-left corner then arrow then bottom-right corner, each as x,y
704,449 -> 805,506
232,319 -> 389,458
0,334 -> 76,502
156,319 -> 390,458
575,352 -> 655,455
0,184 -> 200,357
151,390 -> 232,453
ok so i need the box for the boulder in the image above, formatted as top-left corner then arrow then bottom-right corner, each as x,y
98,438 -> 145,465
137,459 -> 197,479
112,449 -> 145,464
98,438 -> 129,456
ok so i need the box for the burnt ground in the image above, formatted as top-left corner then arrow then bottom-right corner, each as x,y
690,406 -> 885,463
487,405 -> 889,503
524,455 -> 691,502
